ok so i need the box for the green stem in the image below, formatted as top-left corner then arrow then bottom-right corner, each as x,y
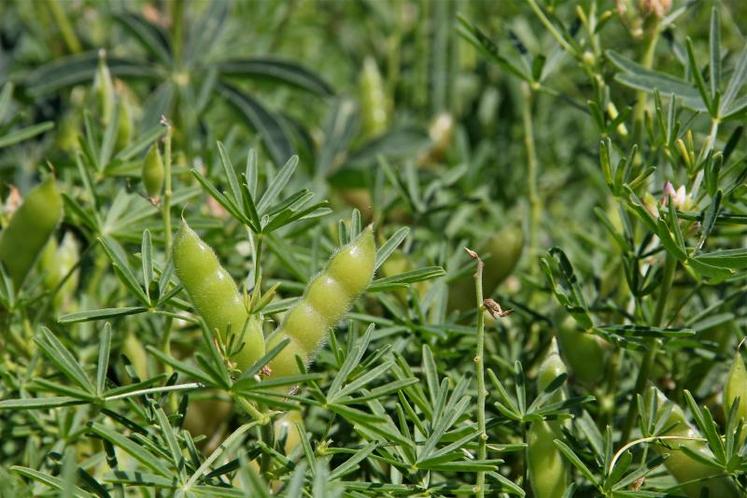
633,26 -> 661,142
620,253 -> 676,444
521,84 -> 541,269
46,0 -> 82,54
170,0 -> 185,66
471,250 -> 487,498
236,397 -> 270,426
162,121 -> 173,254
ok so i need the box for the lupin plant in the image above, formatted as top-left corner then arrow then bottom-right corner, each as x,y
1,1 -> 747,497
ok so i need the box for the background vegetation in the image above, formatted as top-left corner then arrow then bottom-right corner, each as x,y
0,0 -> 746,496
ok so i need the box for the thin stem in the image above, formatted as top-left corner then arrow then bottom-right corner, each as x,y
633,26 -> 661,142
700,117 -> 720,161
45,0 -> 82,54
236,397 -> 270,426
469,248 -> 487,498
525,0 -> 575,54
521,83 -> 541,269
620,253 -> 677,444
610,434 -> 706,471
104,382 -> 202,402
161,119 -> 174,254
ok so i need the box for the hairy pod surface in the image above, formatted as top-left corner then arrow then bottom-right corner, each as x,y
0,177 -> 63,290
142,143 -> 165,200
359,57 -> 387,138
527,420 -> 567,498
557,316 -> 608,385
448,224 -> 524,310
725,351 -> 747,444
173,221 -> 265,370
654,389 -> 739,498
528,339 -> 567,498
39,232 -> 79,309
267,226 -> 376,380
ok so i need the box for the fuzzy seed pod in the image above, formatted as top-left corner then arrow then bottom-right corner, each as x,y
527,339 -> 568,498
449,224 -> 524,310
115,97 -> 133,151
653,388 -> 739,498
266,227 -> 376,380
0,177 -> 63,290
359,57 -> 387,138
39,232 -> 79,309
725,351 -> 747,445
142,143 -> 165,201
556,316 -> 608,385
173,221 -> 265,371
94,50 -> 115,125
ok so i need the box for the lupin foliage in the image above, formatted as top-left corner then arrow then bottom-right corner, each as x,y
1,1 -> 747,497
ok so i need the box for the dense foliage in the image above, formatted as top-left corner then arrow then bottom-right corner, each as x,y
1,1 -> 746,496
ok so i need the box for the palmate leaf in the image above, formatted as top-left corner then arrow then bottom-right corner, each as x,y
218,58 -> 334,97
217,82 -> 294,166
25,51 -> 159,96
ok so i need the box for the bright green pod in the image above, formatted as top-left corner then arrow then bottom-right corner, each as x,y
359,57 -> 387,138
537,338 -> 566,403
94,50 -> 115,125
527,420 -> 567,498
142,143 -> 165,200
725,351 -> 747,445
557,316 -> 608,385
654,388 -> 739,498
0,177 -> 63,290
527,338 -> 568,498
173,221 -> 265,370
39,233 -> 79,309
115,97 -> 132,151
267,227 -> 376,380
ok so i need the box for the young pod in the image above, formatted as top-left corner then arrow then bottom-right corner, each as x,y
94,49 -> 115,125
725,351 -> 747,444
142,143 -> 165,201
359,57 -> 387,138
39,232 -> 79,310
448,224 -> 524,311
0,177 -> 63,290
653,388 -> 739,498
173,221 -> 265,371
527,339 -> 568,498
266,227 -> 376,380
115,97 -> 133,150
556,315 -> 608,385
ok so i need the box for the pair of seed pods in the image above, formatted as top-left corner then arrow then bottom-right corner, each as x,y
173,221 -> 376,380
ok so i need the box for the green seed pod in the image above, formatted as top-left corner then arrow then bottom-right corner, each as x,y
267,227 -> 376,380
653,388 -> 739,498
725,351 -> 747,445
557,315 -> 608,385
527,420 -> 567,498
142,143 -> 165,201
173,221 -> 265,370
537,338 -> 566,403
115,97 -> 132,151
527,339 -> 568,498
39,232 -> 79,309
359,57 -> 387,138
448,224 -> 524,310
121,332 -> 148,381
94,50 -> 115,125
0,177 -> 63,290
